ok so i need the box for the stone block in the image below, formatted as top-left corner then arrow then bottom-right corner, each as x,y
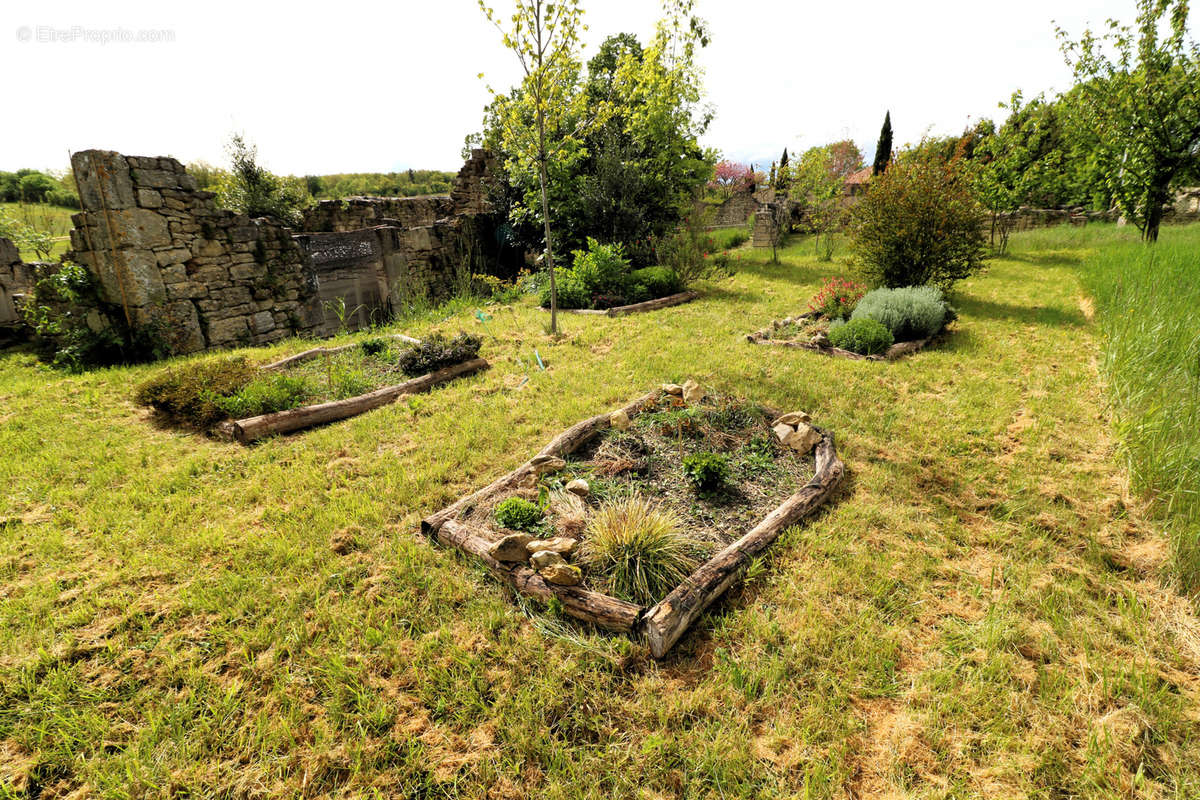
206,315 -> 248,344
72,150 -> 137,210
251,310 -> 275,333
137,189 -> 163,209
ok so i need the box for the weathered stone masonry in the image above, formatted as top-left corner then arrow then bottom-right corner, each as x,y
0,238 -> 34,333
47,147 -> 507,356
67,150 -> 322,354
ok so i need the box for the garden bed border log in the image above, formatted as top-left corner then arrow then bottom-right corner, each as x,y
545,290 -> 699,318
216,356 -> 489,444
420,390 -> 845,657
745,311 -> 944,361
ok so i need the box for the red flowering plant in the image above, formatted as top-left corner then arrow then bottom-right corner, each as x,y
808,277 -> 866,320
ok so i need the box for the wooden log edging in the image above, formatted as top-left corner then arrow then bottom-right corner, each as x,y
745,312 -> 944,361
421,390 -> 845,657
641,429 -> 844,657
216,357 -> 489,444
260,334 -> 421,372
543,291 -> 700,318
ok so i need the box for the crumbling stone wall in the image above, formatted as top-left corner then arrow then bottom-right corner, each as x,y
701,193 -> 757,229
0,237 -> 34,330
66,150 -> 322,354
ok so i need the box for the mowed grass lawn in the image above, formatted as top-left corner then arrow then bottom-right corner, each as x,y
2,225 -> 1199,798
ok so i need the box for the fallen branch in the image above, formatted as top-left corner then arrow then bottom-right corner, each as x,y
543,291 -> 700,318
219,357 -> 488,443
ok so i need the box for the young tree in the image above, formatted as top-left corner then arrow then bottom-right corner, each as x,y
872,111 -> 893,176
215,134 -> 308,226
790,144 -> 850,261
776,147 -> 790,188
478,0 -> 587,335
1058,0 -> 1200,241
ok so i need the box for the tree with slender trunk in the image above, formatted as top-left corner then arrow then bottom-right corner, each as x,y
872,111 -> 893,176
1058,0 -> 1200,242
479,0 -> 586,334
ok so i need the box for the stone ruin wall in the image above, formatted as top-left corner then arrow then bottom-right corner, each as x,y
701,193 -> 758,229
66,150 -> 322,354
0,238 -> 35,332
33,148 -> 503,356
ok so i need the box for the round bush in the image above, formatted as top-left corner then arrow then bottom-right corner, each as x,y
828,316 -> 895,355
494,497 -> 544,532
850,286 -> 952,341
630,266 -> 683,299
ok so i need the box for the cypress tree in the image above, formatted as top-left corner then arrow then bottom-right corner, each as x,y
872,111 -> 893,176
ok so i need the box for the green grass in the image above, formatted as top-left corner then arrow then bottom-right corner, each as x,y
0,201 -> 76,261
1080,229 -> 1200,595
2,224 -> 1200,797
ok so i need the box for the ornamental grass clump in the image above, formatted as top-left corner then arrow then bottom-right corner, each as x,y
134,356 -> 257,427
850,286 -> 954,341
578,495 -> 705,605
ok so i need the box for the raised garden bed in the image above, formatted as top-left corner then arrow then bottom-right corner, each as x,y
137,333 -> 488,443
745,311 -> 945,361
421,384 -> 844,657
547,290 -> 700,318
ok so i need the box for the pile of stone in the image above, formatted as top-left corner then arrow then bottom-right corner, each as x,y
488,478 -> 591,586
772,411 -> 820,454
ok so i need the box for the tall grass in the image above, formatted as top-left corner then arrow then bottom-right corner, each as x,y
1082,230 -> 1200,594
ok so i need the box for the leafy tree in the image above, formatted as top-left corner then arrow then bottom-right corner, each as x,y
16,172 -> 56,203
472,1 -> 714,278
478,0 -> 587,334
214,134 -> 308,226
872,111 -> 893,176
850,149 -> 987,289
1058,0 -> 1200,241
776,147 -> 790,189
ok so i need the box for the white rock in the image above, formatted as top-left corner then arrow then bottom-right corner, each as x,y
773,422 -> 795,442
525,536 -> 578,556
662,383 -> 684,395
610,409 -> 632,430
539,563 -> 582,586
529,454 -> 566,475
565,479 -> 590,497
783,423 -> 821,454
489,533 -> 534,562
773,411 -> 812,427
530,550 -> 566,570
682,380 -> 704,404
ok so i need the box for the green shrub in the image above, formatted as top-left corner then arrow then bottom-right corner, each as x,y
682,451 -> 731,495
360,338 -> 390,357
215,374 -> 310,418
494,497 -> 544,532
850,151 -> 987,289
828,316 -> 894,355
540,271 -> 591,310
577,495 -> 704,605
850,286 -> 954,341
134,356 -> 256,426
540,239 -> 635,310
630,266 -> 682,299
397,332 -> 482,377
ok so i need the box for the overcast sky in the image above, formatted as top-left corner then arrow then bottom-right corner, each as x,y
0,0 -> 1161,176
